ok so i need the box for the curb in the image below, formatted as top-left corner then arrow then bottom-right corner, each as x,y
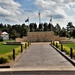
50,44 -> 75,67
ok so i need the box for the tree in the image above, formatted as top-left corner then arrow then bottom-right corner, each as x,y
0,36 -> 3,41
34,23 -> 37,31
44,22 -> 48,31
10,29 -> 20,39
48,23 -> 54,31
59,27 -> 66,37
66,22 -> 74,38
29,23 -> 34,32
38,23 -> 43,31
48,23 -> 52,31
71,28 -> 75,38
21,23 -> 28,36
54,23 -> 61,35
0,23 -> 3,28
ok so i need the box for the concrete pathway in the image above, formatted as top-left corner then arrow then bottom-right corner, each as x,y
12,43 -> 74,69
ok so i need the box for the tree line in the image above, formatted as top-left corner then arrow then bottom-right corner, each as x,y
29,22 -> 75,38
0,22 -> 75,40
0,23 -> 28,39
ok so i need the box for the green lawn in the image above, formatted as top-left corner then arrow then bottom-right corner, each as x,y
63,43 -> 75,49
0,42 -> 20,54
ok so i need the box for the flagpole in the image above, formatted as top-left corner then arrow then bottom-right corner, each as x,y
28,17 -> 30,32
38,11 -> 41,24
50,15 -> 52,31
28,17 -> 29,26
25,17 -> 30,31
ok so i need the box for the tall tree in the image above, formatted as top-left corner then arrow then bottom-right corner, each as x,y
21,23 -> 28,36
34,23 -> 37,31
54,23 -> 61,35
59,27 -> 66,37
71,28 -> 75,38
38,23 -> 43,31
48,23 -> 52,31
44,22 -> 48,31
67,22 -> 74,38
29,23 -> 34,32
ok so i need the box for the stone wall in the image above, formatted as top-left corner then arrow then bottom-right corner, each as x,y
16,31 -> 67,42
27,31 -> 55,42
16,37 -> 27,42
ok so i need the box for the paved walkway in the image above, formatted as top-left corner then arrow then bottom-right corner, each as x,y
12,43 -> 74,69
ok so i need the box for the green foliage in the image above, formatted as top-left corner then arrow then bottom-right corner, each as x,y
44,22 -> 48,31
71,28 -> 75,38
0,56 -> 9,64
0,42 -> 29,64
52,41 -> 75,58
54,23 -> 61,35
73,50 -> 75,57
0,23 -> 28,39
38,23 -> 43,31
63,46 -> 70,55
59,28 -> 67,37
0,36 -> 3,41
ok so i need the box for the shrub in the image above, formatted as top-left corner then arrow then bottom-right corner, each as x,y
15,46 -> 21,55
25,43 -> 28,49
0,56 -> 9,64
73,50 -> 75,58
0,42 -> 29,64
0,36 -> 3,41
52,41 -> 75,59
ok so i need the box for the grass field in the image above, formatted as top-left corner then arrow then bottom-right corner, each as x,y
63,43 -> 75,49
0,42 -> 20,54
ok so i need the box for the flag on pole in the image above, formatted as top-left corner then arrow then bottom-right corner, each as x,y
50,16 -> 52,22
25,17 -> 29,22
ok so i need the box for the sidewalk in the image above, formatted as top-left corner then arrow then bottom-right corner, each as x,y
12,43 -> 74,70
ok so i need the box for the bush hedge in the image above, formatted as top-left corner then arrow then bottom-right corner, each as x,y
52,41 -> 75,58
0,42 -> 29,64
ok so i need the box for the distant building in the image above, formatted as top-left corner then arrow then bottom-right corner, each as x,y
0,32 -> 9,40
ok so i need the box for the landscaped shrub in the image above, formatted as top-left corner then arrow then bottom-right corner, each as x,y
0,42 -> 30,64
0,56 -> 9,64
73,50 -> 75,58
64,47 -> 70,55
51,41 -> 75,58
0,36 -> 3,42
15,46 -> 21,55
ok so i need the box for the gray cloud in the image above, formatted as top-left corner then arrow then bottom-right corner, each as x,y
53,14 -> 65,19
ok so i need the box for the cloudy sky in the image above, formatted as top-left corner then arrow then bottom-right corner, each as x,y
0,0 -> 75,27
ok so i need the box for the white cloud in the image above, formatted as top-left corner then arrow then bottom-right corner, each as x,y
0,0 -> 22,23
34,0 -> 75,27
0,0 -> 75,27
0,0 -> 21,7
0,6 -> 15,16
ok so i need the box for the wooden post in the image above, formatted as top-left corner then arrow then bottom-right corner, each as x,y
28,42 -> 30,46
56,42 -> 58,48
61,44 -> 63,51
70,48 -> 73,59
25,43 -> 27,49
21,44 -> 23,53
13,49 -> 15,60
